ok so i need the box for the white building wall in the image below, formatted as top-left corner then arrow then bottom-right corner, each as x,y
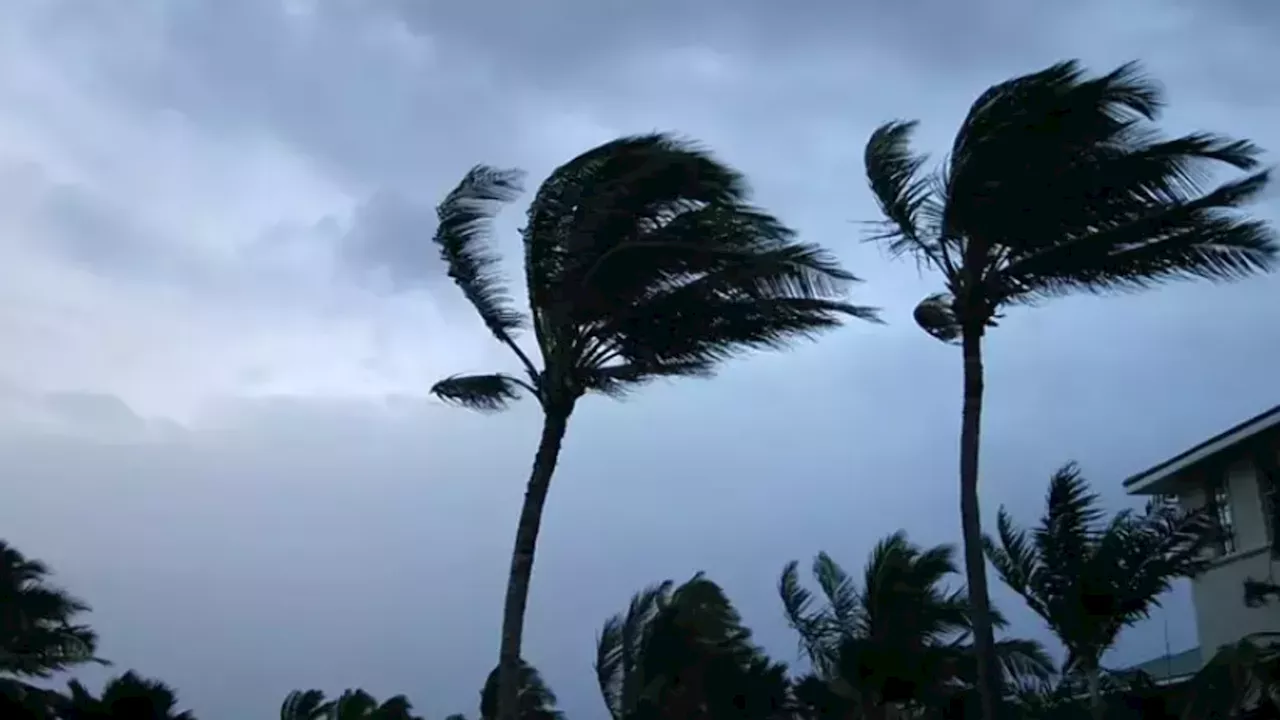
1182,454 -> 1280,656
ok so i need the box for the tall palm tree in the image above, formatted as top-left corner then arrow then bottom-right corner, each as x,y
862,58 -> 1278,720
62,671 -> 196,720
984,462 -> 1216,720
779,532 -> 1053,720
0,540 -> 104,679
432,133 -> 878,720
596,574 -> 792,720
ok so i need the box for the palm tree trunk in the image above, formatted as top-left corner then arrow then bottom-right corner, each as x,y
959,327 -> 1000,720
1086,664 -> 1103,720
494,408 -> 571,720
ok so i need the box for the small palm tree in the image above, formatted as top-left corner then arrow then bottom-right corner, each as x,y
779,532 -> 1053,720
479,660 -> 564,720
596,574 -> 792,720
282,690 -> 424,720
984,462 -> 1216,719
862,59 -> 1278,720
282,690 -> 336,720
0,540 -> 104,679
63,671 -> 196,720
432,133 -> 878,720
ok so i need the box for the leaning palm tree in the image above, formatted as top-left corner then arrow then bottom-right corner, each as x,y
596,574 -> 792,720
862,58 -> 1278,720
0,540 -> 104,679
780,532 -> 1053,720
984,463 -> 1216,720
432,133 -> 878,720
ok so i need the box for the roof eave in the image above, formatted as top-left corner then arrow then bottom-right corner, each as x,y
1124,405 -> 1280,496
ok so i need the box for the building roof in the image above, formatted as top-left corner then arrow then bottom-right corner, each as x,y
1119,647 -> 1202,684
1124,404 -> 1280,495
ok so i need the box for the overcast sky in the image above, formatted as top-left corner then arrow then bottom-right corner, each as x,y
0,1 -> 1277,718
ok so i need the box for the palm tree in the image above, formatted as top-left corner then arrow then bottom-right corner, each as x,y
596,574 -> 792,720
479,660 -> 564,720
0,540 -> 104,679
62,671 -> 196,720
431,133 -> 879,720
779,532 -> 1053,720
861,58 -> 1278,720
281,690 -> 424,720
984,463 -> 1216,720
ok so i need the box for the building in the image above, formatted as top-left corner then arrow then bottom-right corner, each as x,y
1123,403 -> 1280,665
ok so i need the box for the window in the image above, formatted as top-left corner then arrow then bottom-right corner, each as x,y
1205,475 -> 1236,555
1257,453 -> 1279,547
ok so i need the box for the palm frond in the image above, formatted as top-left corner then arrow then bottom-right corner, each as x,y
811,552 -> 861,634
940,58 -> 1276,305
578,360 -> 715,399
863,120 -> 951,270
434,166 -> 528,341
281,689 -> 332,720
778,561 -> 831,669
596,580 -> 673,720
984,508 -> 1050,619
430,373 -> 529,412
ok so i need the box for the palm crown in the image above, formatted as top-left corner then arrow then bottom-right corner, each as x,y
779,533 -> 1053,714
431,133 -> 878,412
596,574 -> 791,720
864,59 -> 1276,342
0,540 -> 102,679
984,463 -> 1216,678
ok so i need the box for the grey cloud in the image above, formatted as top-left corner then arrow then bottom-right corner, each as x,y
4,0 -> 1280,719
338,190 -> 446,292
0,160 -> 213,284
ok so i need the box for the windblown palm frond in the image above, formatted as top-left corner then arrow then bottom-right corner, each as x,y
434,166 -> 528,341
282,689 -> 334,720
430,373 -> 531,412
985,462 -> 1215,676
0,540 -> 105,678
